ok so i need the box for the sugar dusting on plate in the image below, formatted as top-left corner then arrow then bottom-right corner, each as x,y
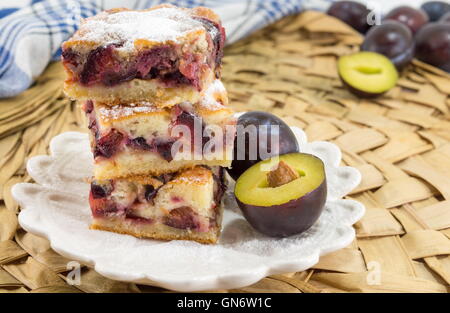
72,7 -> 203,50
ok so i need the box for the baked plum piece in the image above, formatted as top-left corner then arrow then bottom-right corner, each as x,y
62,5 -> 226,107
90,166 -> 225,244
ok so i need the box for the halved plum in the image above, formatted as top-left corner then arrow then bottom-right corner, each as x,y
338,51 -> 398,97
234,153 -> 327,237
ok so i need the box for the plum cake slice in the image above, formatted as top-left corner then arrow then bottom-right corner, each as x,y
89,166 -> 225,244
83,80 -> 236,179
62,4 -> 225,107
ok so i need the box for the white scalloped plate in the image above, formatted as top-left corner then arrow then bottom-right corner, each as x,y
12,127 -> 364,291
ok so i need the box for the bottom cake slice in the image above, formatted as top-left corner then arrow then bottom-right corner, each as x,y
89,166 -> 225,244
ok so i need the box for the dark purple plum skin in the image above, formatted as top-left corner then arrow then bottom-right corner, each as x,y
327,1 -> 371,33
228,111 -> 299,181
415,23 -> 450,72
440,12 -> 450,23
422,1 -> 450,22
361,21 -> 415,71
384,6 -> 429,34
236,180 -> 327,238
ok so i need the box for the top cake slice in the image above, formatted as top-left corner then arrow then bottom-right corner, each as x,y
62,4 -> 225,107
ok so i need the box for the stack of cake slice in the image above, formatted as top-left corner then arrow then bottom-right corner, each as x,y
62,4 -> 235,244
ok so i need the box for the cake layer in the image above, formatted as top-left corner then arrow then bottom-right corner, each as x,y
93,153 -> 232,179
62,5 -> 225,107
65,74 -> 214,108
84,80 -> 236,179
89,166 -> 225,244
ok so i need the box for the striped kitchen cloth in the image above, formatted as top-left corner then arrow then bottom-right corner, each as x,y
0,0 -> 340,98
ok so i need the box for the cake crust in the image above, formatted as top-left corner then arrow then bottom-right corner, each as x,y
64,71 -> 216,108
93,154 -> 232,179
91,218 -> 221,244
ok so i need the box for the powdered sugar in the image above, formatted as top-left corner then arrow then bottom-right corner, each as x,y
99,104 -> 163,121
199,80 -> 227,111
73,8 -> 204,51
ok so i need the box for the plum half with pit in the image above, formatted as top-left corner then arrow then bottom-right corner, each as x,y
234,153 -> 327,237
384,6 -> 429,34
361,21 -> 414,70
421,1 -> 450,22
415,23 -> 450,72
228,111 -> 299,181
327,1 -> 371,33
338,51 -> 398,98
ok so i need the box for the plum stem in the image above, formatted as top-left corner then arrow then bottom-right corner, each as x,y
267,161 -> 299,188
